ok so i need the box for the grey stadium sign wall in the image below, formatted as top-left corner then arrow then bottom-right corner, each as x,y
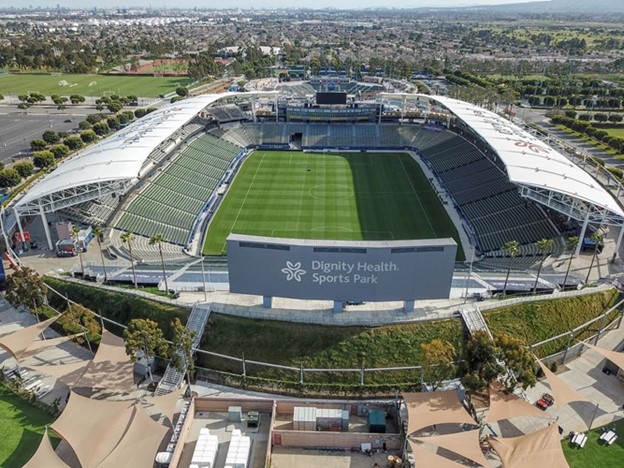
227,234 -> 457,302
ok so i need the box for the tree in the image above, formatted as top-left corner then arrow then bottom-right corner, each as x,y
495,334 -> 537,392
64,136 -> 84,150
175,87 -> 189,97
107,101 -> 123,114
501,240 -> 520,297
69,94 -> 85,105
92,225 -> 108,282
0,168 -> 22,188
532,238 -> 554,294
170,318 -> 196,388
30,139 -> 47,152
71,225 -> 85,274
134,108 -> 148,119
49,144 -> 70,159
594,113 -> 608,123
120,231 -> 137,288
92,121 -> 110,136
13,161 -> 34,179
149,233 -> 169,293
80,130 -> 97,143
5,266 -> 48,310
461,331 -> 503,393
584,231 -> 605,285
420,339 -> 457,390
42,130 -> 60,145
608,114 -> 623,123
123,318 -> 168,382
86,113 -> 105,124
33,151 -> 55,169
79,120 -> 93,130
59,303 -> 101,344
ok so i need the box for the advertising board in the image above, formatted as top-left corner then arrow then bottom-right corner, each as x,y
227,234 -> 456,302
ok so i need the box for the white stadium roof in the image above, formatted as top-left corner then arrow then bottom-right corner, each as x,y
427,95 -> 624,221
13,91 -> 623,227
13,91 -> 276,214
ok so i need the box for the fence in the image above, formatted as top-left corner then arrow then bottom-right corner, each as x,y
529,296 -> 624,365
41,277 -> 624,391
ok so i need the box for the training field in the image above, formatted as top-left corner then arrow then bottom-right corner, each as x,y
0,73 -> 194,97
203,151 -> 464,259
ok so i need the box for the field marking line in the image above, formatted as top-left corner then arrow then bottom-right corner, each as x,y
223,152 -> 266,251
398,156 -> 436,236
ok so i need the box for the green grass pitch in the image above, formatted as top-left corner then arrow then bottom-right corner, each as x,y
0,385 -> 58,467
203,151 -> 464,260
0,73 -> 194,97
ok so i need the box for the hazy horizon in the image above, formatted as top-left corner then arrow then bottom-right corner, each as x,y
0,0 -> 534,10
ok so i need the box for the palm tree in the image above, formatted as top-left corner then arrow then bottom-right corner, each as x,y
533,238 -> 554,294
502,240 -> 520,297
149,233 -> 169,294
92,226 -> 108,283
562,236 -> 579,290
584,231 -> 605,285
71,226 -> 84,275
120,231 -> 137,288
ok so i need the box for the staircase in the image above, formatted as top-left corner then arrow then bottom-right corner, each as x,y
155,304 -> 210,396
459,307 -> 492,339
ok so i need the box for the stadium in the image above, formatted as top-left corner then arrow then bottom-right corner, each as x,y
9,83 -> 624,309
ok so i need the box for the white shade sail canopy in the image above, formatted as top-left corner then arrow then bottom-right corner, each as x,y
13,91 -> 277,215
425,95 -> 624,221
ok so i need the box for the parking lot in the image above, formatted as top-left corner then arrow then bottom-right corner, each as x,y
0,107 -> 92,164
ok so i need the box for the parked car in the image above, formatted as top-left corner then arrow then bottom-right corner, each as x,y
536,393 -> 555,410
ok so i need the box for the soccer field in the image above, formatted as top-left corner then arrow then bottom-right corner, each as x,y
203,151 -> 464,260
0,73 -> 194,97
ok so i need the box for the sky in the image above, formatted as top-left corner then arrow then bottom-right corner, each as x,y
0,0 -> 533,10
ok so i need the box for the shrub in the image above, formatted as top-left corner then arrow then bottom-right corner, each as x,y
64,136 -> 84,150
30,139 -> 47,152
92,122 -> 110,136
86,114 -> 104,124
0,168 -> 21,188
13,161 -> 34,178
42,130 -> 60,145
49,144 -> 70,159
33,151 -> 55,169
80,130 -> 97,143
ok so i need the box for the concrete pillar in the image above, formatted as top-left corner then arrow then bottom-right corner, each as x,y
404,300 -> 415,313
262,296 -> 272,308
39,204 -> 53,251
575,211 -> 591,257
251,96 -> 257,122
333,301 -> 343,313
14,210 -> 25,247
612,224 -> 624,264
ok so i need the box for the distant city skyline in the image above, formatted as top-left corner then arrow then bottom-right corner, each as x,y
0,0 -> 533,10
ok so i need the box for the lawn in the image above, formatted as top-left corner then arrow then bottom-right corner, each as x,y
202,151 -> 464,259
603,127 -> 624,139
0,73 -> 194,97
0,384 -> 58,467
484,288 -> 620,357
563,419 -> 624,467
198,314 -> 465,384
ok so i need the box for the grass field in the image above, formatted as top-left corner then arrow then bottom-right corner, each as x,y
563,419 -> 624,467
203,151 -> 464,259
0,73 -> 194,97
0,385 -> 58,467
604,127 -> 624,139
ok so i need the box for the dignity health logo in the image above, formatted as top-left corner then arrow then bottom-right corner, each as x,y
281,261 -> 307,282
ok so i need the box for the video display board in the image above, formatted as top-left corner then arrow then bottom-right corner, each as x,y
227,235 -> 456,302
316,92 -> 348,105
